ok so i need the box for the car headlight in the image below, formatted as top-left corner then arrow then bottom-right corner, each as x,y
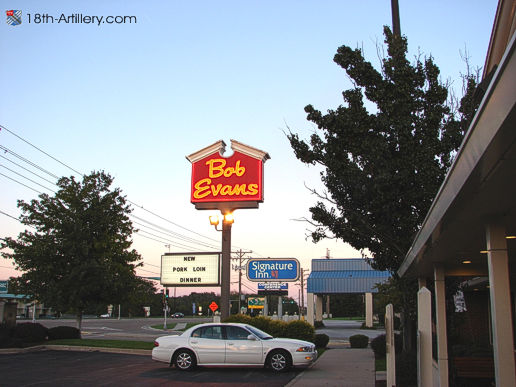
296,346 -> 313,352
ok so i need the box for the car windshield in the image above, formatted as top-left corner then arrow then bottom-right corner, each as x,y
245,325 -> 273,340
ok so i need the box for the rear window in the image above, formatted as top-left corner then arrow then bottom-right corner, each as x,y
191,326 -> 223,339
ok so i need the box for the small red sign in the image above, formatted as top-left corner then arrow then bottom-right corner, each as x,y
209,301 -> 218,312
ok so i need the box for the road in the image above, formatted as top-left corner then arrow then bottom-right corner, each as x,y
30,317 -> 385,342
31,317 -> 211,341
0,350 -> 301,387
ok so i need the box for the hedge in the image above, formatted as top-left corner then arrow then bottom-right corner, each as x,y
349,334 -> 369,348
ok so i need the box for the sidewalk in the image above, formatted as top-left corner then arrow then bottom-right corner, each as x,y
286,345 -> 377,387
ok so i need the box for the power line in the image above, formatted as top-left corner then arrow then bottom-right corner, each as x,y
0,124 -> 83,176
0,154 -> 58,186
0,172 -> 43,194
131,217 -> 219,250
136,229 -> 216,252
0,164 -> 56,193
128,199 -> 220,244
0,210 -> 20,222
0,145 -> 59,179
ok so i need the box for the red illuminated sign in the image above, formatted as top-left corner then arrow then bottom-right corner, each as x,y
187,140 -> 270,209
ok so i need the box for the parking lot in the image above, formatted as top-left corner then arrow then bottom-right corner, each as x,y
0,350 -> 301,386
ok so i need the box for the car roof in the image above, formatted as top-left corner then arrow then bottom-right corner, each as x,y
183,322 -> 249,334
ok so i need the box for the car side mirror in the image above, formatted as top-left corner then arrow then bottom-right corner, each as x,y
247,334 -> 257,341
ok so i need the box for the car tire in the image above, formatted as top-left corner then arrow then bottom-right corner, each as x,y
267,350 -> 291,372
173,349 -> 197,371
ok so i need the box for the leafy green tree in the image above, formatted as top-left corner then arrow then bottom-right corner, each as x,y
1,171 -> 141,332
288,27 -> 479,349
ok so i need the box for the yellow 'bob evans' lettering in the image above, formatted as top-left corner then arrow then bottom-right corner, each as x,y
206,159 -> 245,178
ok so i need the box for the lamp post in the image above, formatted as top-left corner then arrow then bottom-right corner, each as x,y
210,212 -> 234,320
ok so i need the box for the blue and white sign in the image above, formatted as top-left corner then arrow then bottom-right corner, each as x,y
258,282 -> 288,290
0,280 -> 8,294
247,259 -> 299,282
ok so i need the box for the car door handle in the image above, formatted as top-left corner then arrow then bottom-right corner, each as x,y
227,343 -> 234,346
191,341 -> 198,344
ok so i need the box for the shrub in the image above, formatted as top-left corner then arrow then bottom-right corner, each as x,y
13,323 -> 48,343
349,334 -> 369,348
248,316 -> 271,333
48,326 -> 81,340
284,320 -> 315,343
314,320 -> 325,329
267,319 -> 287,338
223,314 -> 252,324
314,333 -> 330,348
370,334 -> 403,358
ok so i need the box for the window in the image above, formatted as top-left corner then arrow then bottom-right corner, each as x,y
226,326 -> 251,340
191,326 -> 223,340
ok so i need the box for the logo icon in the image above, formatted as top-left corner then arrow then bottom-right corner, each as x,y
6,10 -> 22,26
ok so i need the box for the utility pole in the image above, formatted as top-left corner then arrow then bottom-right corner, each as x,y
391,0 -> 401,37
231,249 -> 252,313
299,268 -> 310,318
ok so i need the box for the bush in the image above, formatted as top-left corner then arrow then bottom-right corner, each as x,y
48,326 -> 81,340
13,323 -> 48,343
314,333 -> 330,348
314,320 -> 325,329
370,334 -> 402,358
267,319 -> 287,338
249,316 -> 272,333
284,320 -> 315,343
349,334 -> 369,348
223,314 -> 252,324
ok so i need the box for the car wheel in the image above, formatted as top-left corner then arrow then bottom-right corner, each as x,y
173,349 -> 197,371
267,350 -> 291,372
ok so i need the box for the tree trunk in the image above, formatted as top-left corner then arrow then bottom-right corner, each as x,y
76,311 -> 83,338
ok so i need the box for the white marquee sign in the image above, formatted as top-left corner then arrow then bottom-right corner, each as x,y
161,252 -> 221,286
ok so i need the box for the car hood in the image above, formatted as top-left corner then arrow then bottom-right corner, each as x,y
268,337 -> 314,347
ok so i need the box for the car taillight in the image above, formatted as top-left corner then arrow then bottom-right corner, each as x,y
154,341 -> 159,347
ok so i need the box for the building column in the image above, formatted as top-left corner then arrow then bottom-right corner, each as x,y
386,304 -> 396,387
418,286 -> 433,387
278,296 -> 283,318
307,292 -> 315,325
365,292 -> 373,328
486,223 -> 516,387
434,264 -> 449,387
315,295 -> 323,322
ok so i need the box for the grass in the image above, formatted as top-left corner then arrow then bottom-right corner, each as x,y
47,339 -> 154,350
375,357 -> 386,371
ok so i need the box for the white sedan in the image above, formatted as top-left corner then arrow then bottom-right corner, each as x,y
152,322 -> 317,372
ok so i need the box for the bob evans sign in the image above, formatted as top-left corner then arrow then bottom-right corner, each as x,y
161,253 -> 220,286
186,140 -> 270,209
247,259 -> 300,282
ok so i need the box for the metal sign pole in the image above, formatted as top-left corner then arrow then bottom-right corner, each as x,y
220,216 -> 232,320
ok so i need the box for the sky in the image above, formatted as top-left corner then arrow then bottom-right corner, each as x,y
0,1 -> 497,303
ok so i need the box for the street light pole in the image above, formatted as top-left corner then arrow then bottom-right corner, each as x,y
220,215 -> 232,320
